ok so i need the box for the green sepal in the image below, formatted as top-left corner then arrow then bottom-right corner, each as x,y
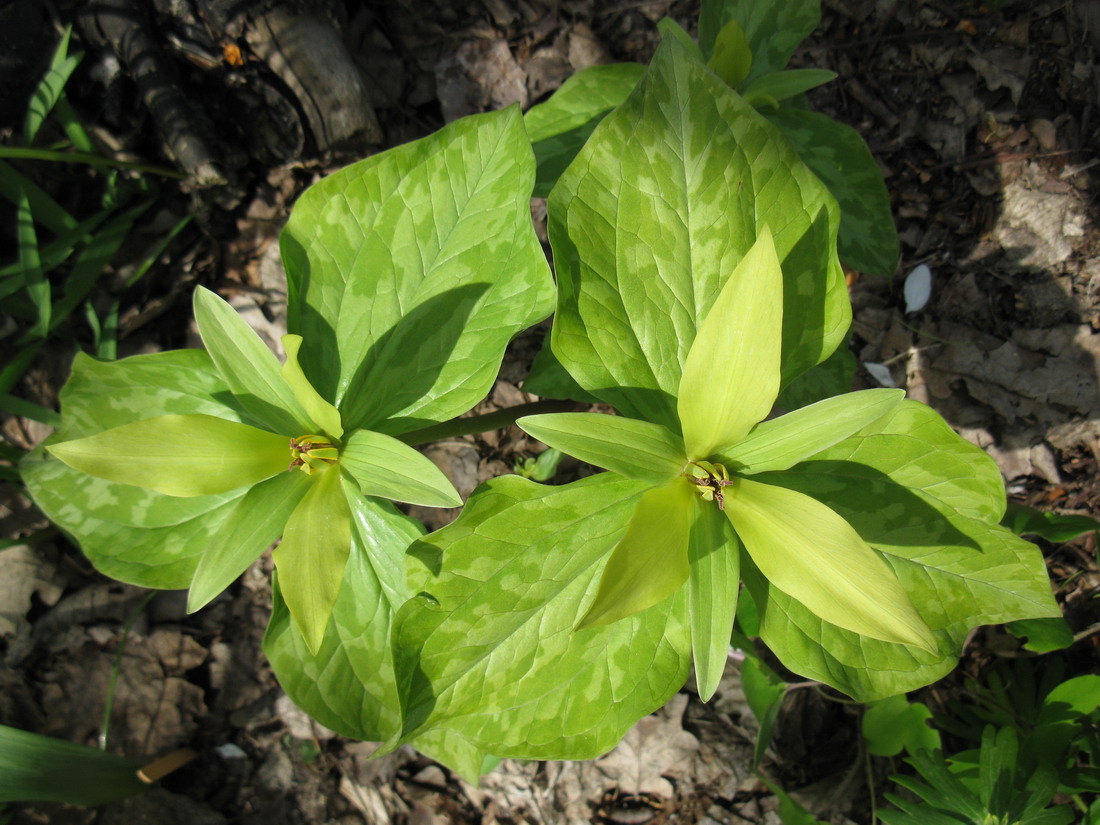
687,503 -> 740,701
719,388 -> 904,474
678,227 -> 783,460
272,465 -> 353,654
518,412 -> 685,485
340,429 -> 462,507
193,286 -> 313,435
726,477 -> 937,651
707,17 -> 752,88
281,334 -> 342,438
743,69 -> 837,104
46,413 -> 289,497
187,469 -> 313,612
579,480 -> 693,628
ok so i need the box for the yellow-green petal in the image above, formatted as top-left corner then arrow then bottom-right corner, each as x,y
725,477 -> 936,651
579,480 -> 694,629
46,414 -> 289,497
272,465 -> 352,655
678,227 -> 783,461
281,334 -> 343,439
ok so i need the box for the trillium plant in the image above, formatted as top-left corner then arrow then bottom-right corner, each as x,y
23,0 -> 1059,780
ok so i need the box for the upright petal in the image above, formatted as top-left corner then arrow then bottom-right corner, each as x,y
678,227 -> 783,460
579,481 -> 694,628
281,334 -> 343,439
725,477 -> 936,651
687,504 -> 740,701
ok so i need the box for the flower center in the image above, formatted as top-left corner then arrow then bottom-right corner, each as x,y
685,460 -> 734,510
289,434 -> 339,475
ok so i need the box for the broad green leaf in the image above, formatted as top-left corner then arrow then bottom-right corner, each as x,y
801,400 -> 1007,523
697,0 -> 821,82
1032,675 -> 1100,768
862,695 -> 940,757
281,106 -> 554,435
522,340 -> 601,403
656,18 -> 705,63
741,559 -> 958,701
272,465 -> 353,654
580,480 -> 693,628
766,107 -> 899,277
742,69 -> 836,105
1005,617 -> 1073,653
720,388 -> 904,474
47,413 -> 289,497
0,724 -> 145,805
187,470 -> 312,612
193,286 -> 314,435
281,334 -> 342,438
687,503 -> 739,701
525,63 -> 646,199
21,350 -> 253,588
549,36 -> 848,430
776,336 -> 855,410
708,18 -> 752,88
392,473 -> 690,759
264,497 -> 424,743
518,412 -> 685,484
340,429 -> 461,507
678,228 -> 783,458
726,477 -> 936,651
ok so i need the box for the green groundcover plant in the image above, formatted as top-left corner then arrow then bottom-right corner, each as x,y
21,0 -> 1059,783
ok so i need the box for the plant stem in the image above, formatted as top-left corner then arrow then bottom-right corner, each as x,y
397,400 -> 580,446
99,591 -> 156,751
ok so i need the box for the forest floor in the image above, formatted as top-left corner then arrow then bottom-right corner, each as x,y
1,0 -> 1098,823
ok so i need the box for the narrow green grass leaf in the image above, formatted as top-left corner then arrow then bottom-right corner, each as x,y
24,53 -> 83,145
0,147 -> 183,179
272,466 -> 353,654
687,503 -> 739,701
0,206 -> 113,300
47,413 -> 289,497
0,393 -> 60,427
0,724 -> 145,805
580,480 -> 693,628
16,186 -> 50,340
0,341 -> 43,396
340,429 -> 461,507
0,159 -> 76,233
123,213 -> 192,288
720,388 -> 904,473
726,477 -> 936,651
678,227 -> 783,459
518,412 -> 685,484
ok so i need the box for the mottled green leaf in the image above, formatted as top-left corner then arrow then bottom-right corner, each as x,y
1005,617 -> 1073,653
193,286 -> 314,435
281,334 -> 342,438
518,412 -> 685,485
708,17 -> 752,88
525,63 -> 646,198
687,504 -> 739,701
187,470 -> 312,611
698,0 -> 821,82
862,694 -> 940,757
720,388 -> 904,474
766,107 -> 899,277
678,228 -> 783,458
580,481 -> 694,628
264,497 -> 424,744
549,36 -> 847,430
726,477 -> 936,650
273,465 -> 353,654
743,69 -> 836,105
392,474 -> 691,760
281,106 -> 554,434
340,428 -> 461,507
47,414 -> 289,497
1002,502 -> 1100,542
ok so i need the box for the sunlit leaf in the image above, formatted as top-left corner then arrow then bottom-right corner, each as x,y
340,429 -> 461,507
708,17 -> 752,88
281,334 -> 342,438
687,503 -> 739,701
47,413 -> 289,497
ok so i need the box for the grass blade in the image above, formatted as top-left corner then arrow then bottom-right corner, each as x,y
0,159 -> 76,234
24,53 -> 83,145
0,394 -> 61,427
15,187 -> 50,340
0,147 -> 183,180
